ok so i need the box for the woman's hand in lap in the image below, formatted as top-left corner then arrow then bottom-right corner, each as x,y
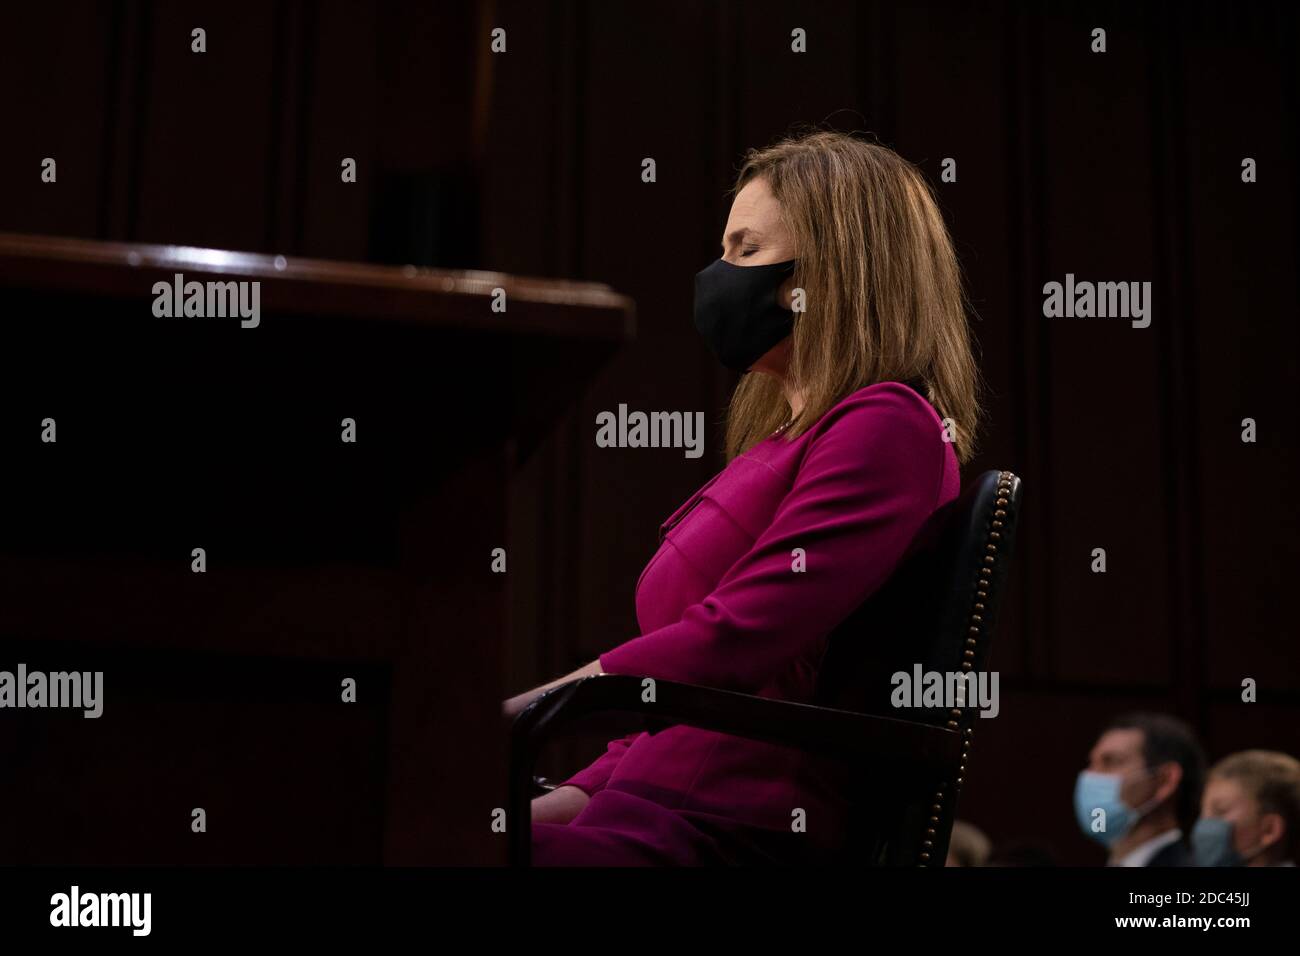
531,785 -> 591,825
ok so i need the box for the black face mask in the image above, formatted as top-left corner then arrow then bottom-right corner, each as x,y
693,257 -> 798,372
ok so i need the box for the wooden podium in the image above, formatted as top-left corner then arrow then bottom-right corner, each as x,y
0,233 -> 633,865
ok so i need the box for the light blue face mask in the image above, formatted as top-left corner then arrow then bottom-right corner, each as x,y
1074,769 -> 1159,847
1191,817 -> 1240,866
1191,816 -> 1269,867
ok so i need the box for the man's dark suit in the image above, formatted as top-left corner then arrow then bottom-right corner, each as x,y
1147,839 -> 1198,867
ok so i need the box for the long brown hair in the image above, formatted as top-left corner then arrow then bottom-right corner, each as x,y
723,129 -> 984,464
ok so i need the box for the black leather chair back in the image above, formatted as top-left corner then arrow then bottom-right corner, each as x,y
814,469 -> 1022,865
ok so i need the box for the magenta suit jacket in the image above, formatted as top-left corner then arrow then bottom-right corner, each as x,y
541,381 -> 961,865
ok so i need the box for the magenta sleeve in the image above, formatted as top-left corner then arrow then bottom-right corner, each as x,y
597,386 -> 948,695
555,733 -> 640,797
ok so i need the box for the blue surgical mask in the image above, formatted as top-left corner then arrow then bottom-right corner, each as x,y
1192,816 -> 1270,867
1074,769 -> 1158,846
1191,817 -> 1240,867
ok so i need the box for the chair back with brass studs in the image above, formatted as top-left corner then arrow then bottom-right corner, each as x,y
814,470 -> 1022,866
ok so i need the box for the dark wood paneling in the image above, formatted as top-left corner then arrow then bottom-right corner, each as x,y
0,1 -> 116,237
1181,4 -> 1300,694
132,3 -> 278,250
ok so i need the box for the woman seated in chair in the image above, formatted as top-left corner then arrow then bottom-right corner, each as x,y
502,128 -> 983,865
